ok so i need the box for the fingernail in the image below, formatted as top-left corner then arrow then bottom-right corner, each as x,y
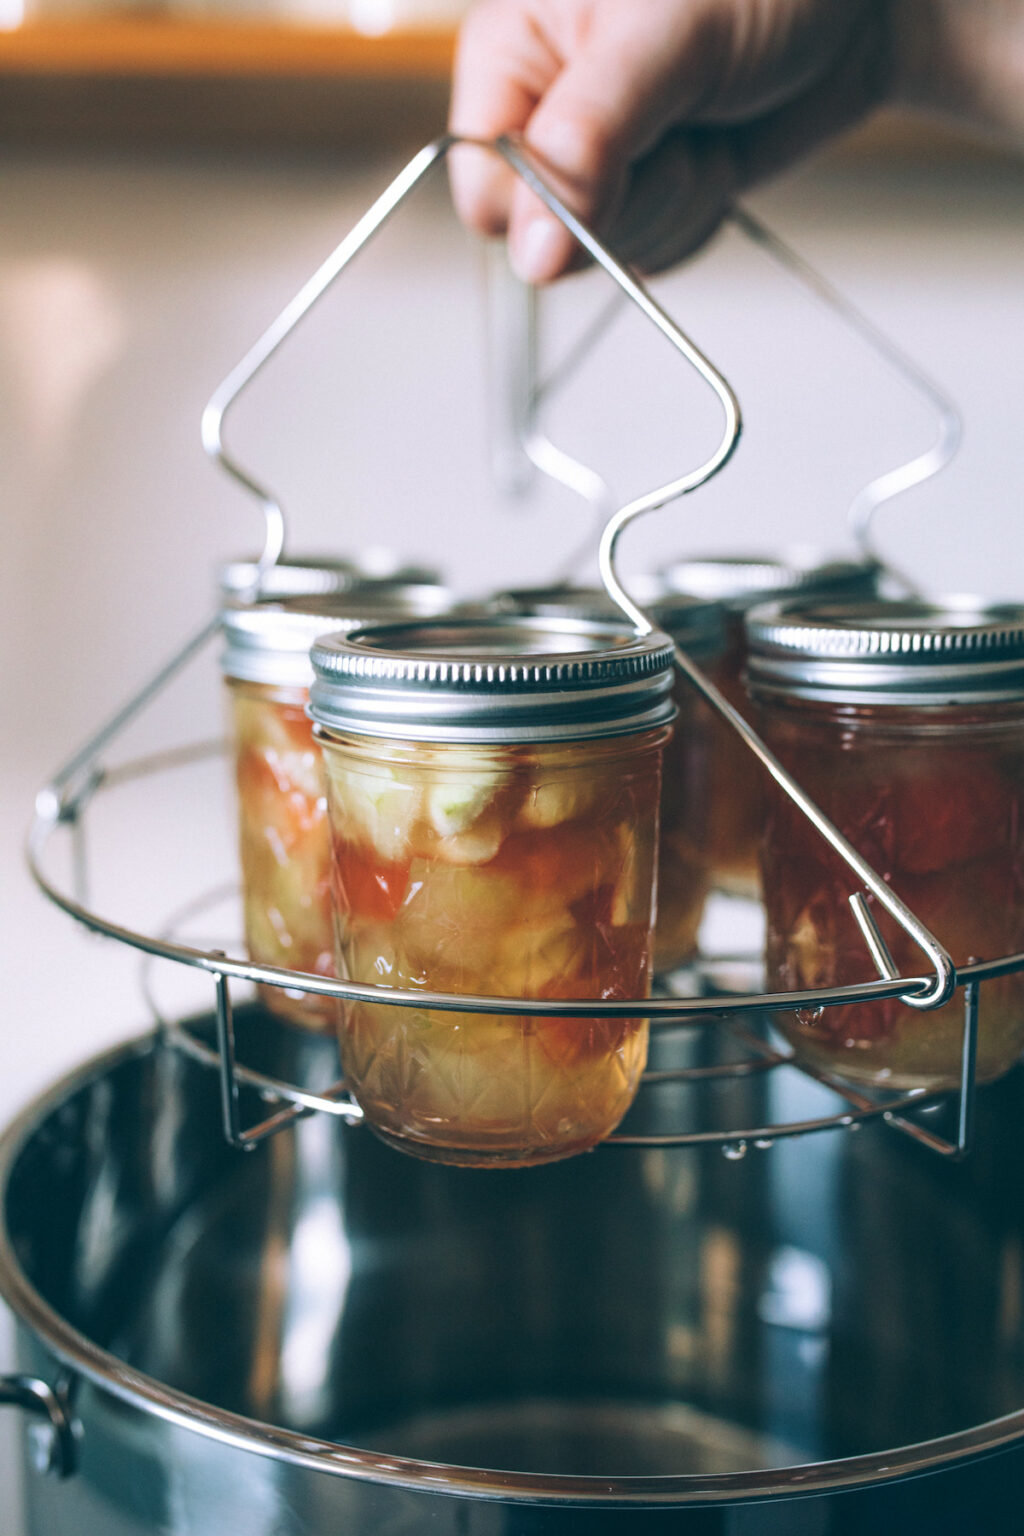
510,218 -> 564,284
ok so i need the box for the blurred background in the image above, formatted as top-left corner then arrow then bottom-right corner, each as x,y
1,3 -> 1023,1518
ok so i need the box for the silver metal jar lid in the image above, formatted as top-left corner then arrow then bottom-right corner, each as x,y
219,555 -> 360,602
488,581 -> 725,657
218,554 -> 443,603
309,617 -> 678,744
659,548 -> 881,614
745,598 -> 1024,705
221,587 -> 458,690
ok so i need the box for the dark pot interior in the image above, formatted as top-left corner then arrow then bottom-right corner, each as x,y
5,1007 -> 1024,1486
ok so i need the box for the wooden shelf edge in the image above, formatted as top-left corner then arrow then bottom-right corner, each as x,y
0,16 -> 456,77
0,26 -> 1017,161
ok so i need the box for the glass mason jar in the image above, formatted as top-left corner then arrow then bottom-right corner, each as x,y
659,552 -> 882,900
488,582 -> 724,974
221,582 -> 456,1031
746,599 -> 1024,1090
309,616 -> 676,1167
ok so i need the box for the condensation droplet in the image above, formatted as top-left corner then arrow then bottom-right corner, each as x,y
754,1138 -> 775,1151
722,1140 -> 748,1161
795,1006 -> 825,1028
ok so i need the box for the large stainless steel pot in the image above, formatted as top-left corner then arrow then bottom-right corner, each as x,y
3,1009 -> 1024,1533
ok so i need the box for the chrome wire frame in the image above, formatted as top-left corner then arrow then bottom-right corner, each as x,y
484,241 -> 618,583
27,618 -> 1014,1158
25,137 -> 1009,1157
503,202 -> 961,585
726,209 -> 962,575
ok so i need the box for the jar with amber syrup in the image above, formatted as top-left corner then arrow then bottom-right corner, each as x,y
746,599 -> 1024,1090
659,552 -> 881,900
488,582 -> 725,974
221,582 -> 455,1030
309,616 -> 676,1166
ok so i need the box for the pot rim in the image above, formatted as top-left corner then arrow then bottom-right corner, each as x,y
2,1031 -> 1024,1508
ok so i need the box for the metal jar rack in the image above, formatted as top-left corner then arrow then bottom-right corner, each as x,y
26,136 -> 1023,1163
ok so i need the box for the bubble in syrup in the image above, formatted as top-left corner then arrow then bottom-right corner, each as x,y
795,1006 -> 826,1028
721,1140 -> 748,1161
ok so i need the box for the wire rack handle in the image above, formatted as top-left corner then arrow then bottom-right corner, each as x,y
727,209 -> 962,568
498,204 -> 961,578
200,133 -> 743,594
27,135 -> 960,1155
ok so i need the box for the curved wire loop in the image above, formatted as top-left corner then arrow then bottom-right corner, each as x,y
485,241 -> 619,580
515,207 -> 960,588
728,209 -> 961,578
200,137 -> 453,595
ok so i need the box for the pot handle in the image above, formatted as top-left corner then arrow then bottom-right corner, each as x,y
0,1373 -> 77,1479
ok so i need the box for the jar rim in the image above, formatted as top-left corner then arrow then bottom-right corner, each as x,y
658,549 -> 880,612
309,616 -> 678,744
745,597 -> 1024,704
220,588 -> 459,689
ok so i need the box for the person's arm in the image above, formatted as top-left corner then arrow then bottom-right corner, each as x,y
448,0 -> 1024,283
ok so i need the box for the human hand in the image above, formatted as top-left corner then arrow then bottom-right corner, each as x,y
448,0 -> 895,282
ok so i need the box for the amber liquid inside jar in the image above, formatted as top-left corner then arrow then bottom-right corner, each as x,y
228,680 -> 338,1031
703,621 -> 764,902
757,695 -> 1024,1089
654,678 -> 714,972
319,729 -> 668,1167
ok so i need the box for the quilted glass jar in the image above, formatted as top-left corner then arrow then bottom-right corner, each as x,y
309,616 -> 676,1166
221,582 -> 454,1030
747,599 -> 1024,1090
